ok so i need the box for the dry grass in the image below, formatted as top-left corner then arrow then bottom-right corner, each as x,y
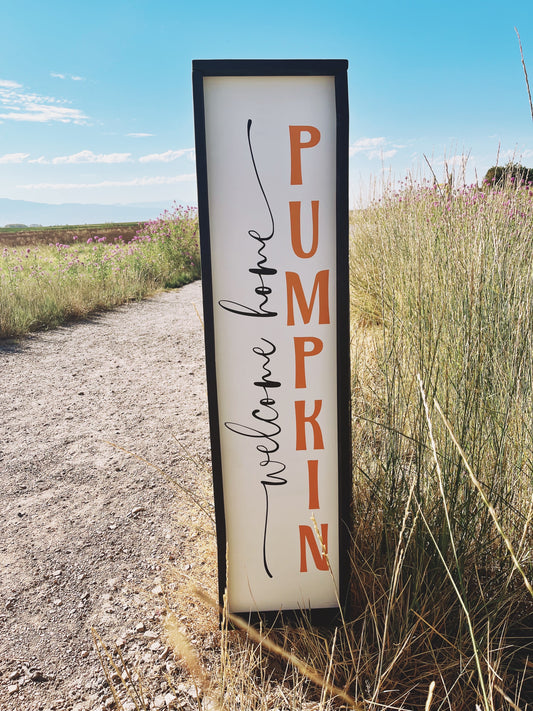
98,173 -> 533,710
346,173 -> 533,709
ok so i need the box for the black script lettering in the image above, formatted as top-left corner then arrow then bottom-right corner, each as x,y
218,119 -> 278,318
224,338 -> 286,578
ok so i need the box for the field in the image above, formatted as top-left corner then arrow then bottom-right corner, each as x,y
0,222 -> 143,248
2,187 -> 532,709
0,206 -> 201,338
140,176 -> 532,711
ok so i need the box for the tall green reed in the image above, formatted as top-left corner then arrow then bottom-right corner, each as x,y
349,174 -> 533,708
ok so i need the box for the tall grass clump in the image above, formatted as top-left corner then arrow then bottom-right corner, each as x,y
148,178 -> 532,711
92,185 -> 533,710
349,173 -> 533,708
0,204 -> 200,338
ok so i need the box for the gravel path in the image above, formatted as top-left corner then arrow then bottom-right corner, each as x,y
0,281 -> 213,710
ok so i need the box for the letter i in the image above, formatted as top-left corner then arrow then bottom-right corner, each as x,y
308,460 -> 319,509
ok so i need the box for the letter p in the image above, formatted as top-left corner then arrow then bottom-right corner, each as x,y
289,125 -> 321,185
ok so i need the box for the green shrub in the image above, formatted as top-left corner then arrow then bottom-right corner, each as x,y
483,161 -> 533,187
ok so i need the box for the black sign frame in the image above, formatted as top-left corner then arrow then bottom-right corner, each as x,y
192,59 -> 351,626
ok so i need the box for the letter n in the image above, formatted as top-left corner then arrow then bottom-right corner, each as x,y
299,523 -> 329,572
286,270 -> 330,325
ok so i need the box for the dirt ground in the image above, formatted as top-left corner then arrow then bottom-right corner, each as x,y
0,280 -> 217,711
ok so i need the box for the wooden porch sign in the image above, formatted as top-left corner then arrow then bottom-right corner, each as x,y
192,59 -> 351,623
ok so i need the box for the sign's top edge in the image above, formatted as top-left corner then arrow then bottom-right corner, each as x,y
192,59 -> 348,76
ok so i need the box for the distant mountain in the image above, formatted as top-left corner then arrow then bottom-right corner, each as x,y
0,198 -> 192,227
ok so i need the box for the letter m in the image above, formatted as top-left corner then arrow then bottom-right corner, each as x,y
286,270 -> 330,325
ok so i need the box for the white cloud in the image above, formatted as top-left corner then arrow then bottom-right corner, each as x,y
350,137 -> 386,155
5,148 -> 192,164
439,155 -> 471,168
51,72 -> 85,81
500,148 -> 533,162
50,150 -> 132,164
0,152 -> 30,164
0,79 -> 23,89
350,137 -> 400,161
18,174 -> 196,190
128,132 -> 154,138
0,79 -> 89,124
431,153 -> 475,175
378,149 -> 398,160
139,148 -> 194,163
1,145 -> 198,167
0,105 -> 88,124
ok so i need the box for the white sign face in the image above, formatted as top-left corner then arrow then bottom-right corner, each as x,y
194,62 -> 349,618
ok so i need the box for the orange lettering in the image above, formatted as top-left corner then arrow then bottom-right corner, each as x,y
299,523 -> 329,572
295,400 -> 324,450
286,270 -> 330,325
307,460 -> 320,509
294,336 -> 323,388
289,200 -> 319,258
289,125 -> 321,185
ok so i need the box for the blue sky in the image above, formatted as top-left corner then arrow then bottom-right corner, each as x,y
1,0 -> 532,218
